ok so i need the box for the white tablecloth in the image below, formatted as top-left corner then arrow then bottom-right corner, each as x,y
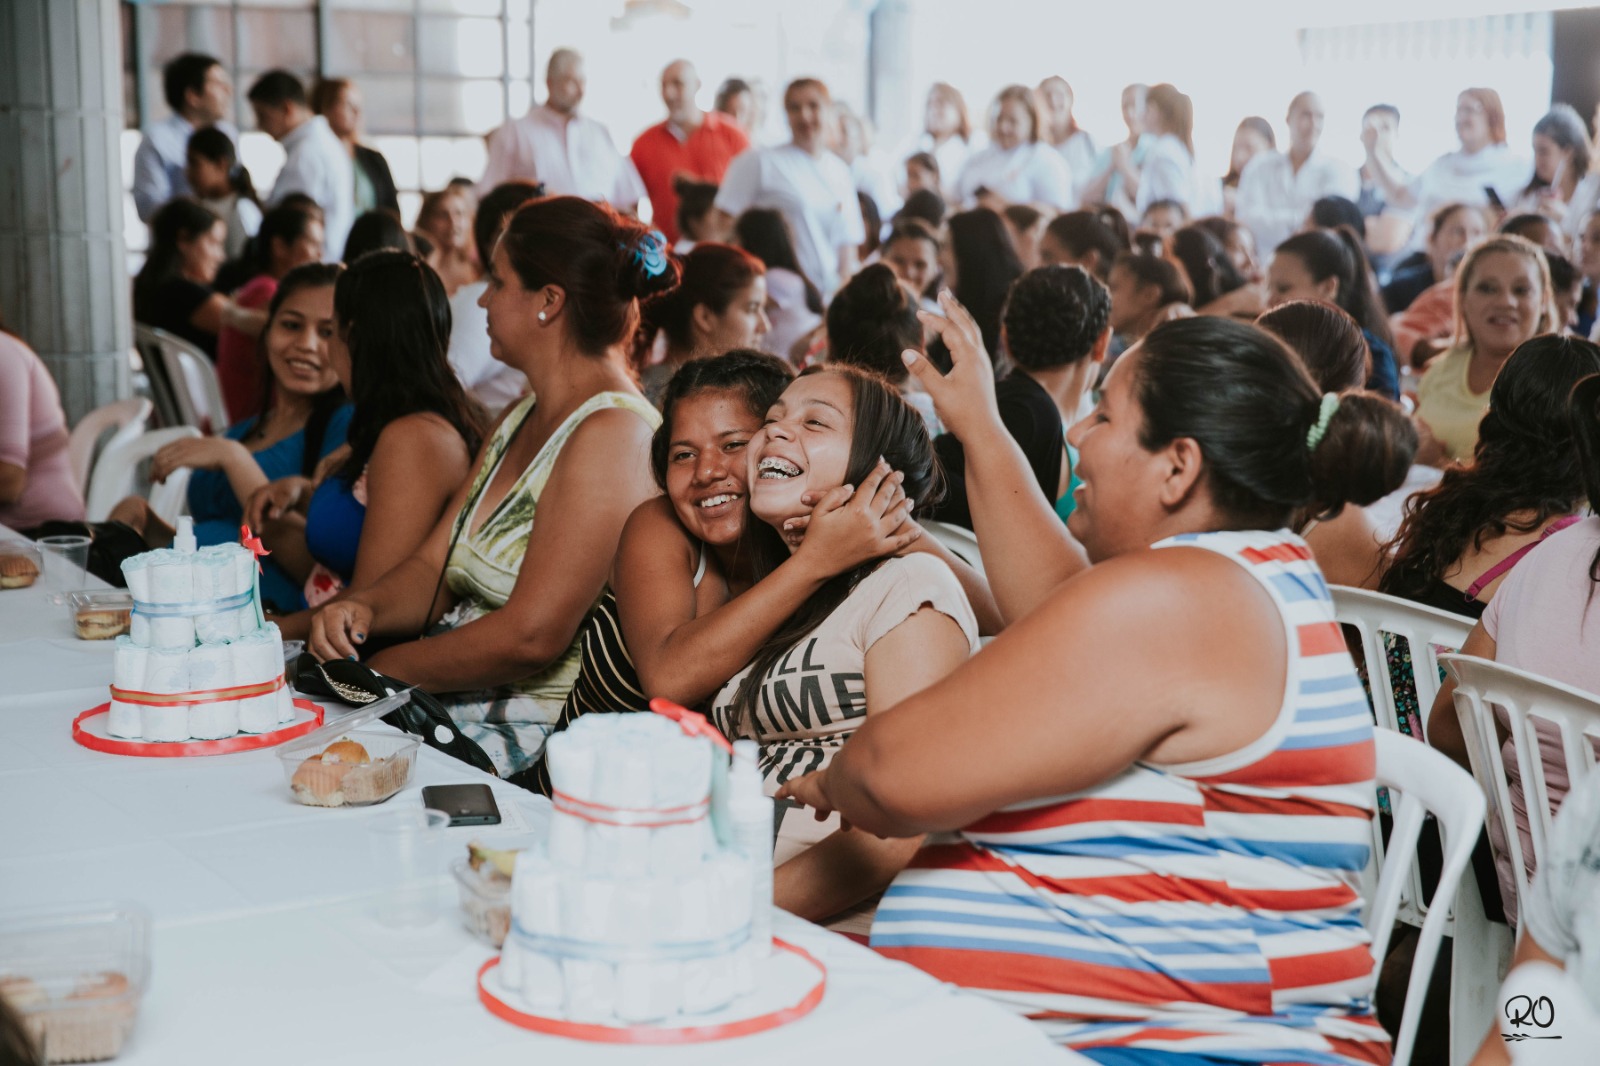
0,638 -> 1074,1063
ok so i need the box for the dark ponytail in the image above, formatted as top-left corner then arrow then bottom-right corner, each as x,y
1273,227 -> 1393,349
639,242 -> 764,357
1134,317 -> 1414,529
188,125 -> 259,205
1046,208 -> 1131,282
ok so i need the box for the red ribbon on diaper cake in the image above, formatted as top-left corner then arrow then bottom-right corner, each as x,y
109,674 -> 286,707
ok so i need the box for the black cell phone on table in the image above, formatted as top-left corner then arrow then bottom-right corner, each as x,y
421,784 -> 502,826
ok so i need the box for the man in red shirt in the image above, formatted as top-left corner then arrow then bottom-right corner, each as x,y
630,60 -> 750,244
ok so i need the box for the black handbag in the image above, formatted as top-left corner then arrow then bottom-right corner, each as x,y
291,653 -> 499,777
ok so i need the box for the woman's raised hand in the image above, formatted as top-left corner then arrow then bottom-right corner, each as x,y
309,599 -> 372,661
902,290 -> 1004,444
784,459 -> 920,569
245,477 -> 311,530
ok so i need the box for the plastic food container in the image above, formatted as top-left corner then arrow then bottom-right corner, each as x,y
67,591 -> 133,641
0,902 -> 150,1063
451,859 -> 511,947
278,730 -> 419,807
0,540 -> 43,591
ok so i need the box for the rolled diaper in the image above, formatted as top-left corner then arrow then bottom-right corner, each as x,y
192,548 -> 243,643
233,625 -> 285,732
561,960 -> 616,1024
185,643 -> 237,739
141,551 -> 197,648
509,853 -> 564,1010
140,646 -> 191,742
231,546 -> 259,632
107,638 -> 148,739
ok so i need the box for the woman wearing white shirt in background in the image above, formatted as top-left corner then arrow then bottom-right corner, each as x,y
906,83 -> 974,205
1135,83 -> 1201,219
715,78 -> 866,299
1366,88 -> 1530,250
955,85 -> 1074,212
1037,76 -> 1096,204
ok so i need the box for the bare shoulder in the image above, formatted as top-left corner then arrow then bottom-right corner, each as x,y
620,496 -> 690,550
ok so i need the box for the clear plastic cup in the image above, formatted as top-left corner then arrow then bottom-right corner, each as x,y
366,807 -> 451,927
37,534 -> 91,603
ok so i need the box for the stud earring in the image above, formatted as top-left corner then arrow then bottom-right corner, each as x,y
537,311 -> 547,322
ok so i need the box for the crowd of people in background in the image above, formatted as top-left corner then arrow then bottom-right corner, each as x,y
9,45 -> 1600,1066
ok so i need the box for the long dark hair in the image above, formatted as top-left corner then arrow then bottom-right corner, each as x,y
1382,335 -> 1600,599
331,250 -> 485,483
729,366 -> 944,731
249,262 -> 348,476
734,208 -> 823,314
1133,317 -> 1414,527
948,208 -> 1024,356
1571,373 -> 1600,586
187,125 -> 259,205
134,198 -> 220,311
1273,226 -> 1393,349
1256,301 -> 1370,393
649,350 -> 794,489
251,203 -> 321,278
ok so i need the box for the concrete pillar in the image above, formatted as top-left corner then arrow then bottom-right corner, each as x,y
866,0 -> 914,154
0,0 -> 131,424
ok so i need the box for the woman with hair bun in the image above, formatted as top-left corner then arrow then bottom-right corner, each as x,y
1039,207 -> 1131,282
310,197 -> 677,775
1258,300 -> 1417,587
824,263 -> 935,427
780,307 -> 1402,1064
638,243 -> 770,403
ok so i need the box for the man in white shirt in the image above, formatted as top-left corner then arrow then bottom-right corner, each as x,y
247,70 -> 354,260
131,53 -> 237,223
713,78 -> 865,298
1234,92 -> 1357,256
476,48 -> 644,212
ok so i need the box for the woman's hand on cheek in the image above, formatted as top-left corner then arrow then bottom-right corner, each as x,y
789,459 -> 919,575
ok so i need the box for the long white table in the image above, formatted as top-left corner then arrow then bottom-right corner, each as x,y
0,575 -> 1075,1063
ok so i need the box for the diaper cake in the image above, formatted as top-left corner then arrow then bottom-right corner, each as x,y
107,518 -> 293,742
493,711 -> 773,1025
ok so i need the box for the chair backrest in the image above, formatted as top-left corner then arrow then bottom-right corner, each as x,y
921,519 -> 984,578
84,426 -> 201,522
1330,585 -> 1475,740
134,324 -> 227,433
1367,729 -> 1487,1066
1441,653 -> 1600,925
68,397 -> 152,493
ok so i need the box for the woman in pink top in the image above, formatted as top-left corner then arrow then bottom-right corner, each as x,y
1430,370 -> 1600,927
0,322 -> 85,529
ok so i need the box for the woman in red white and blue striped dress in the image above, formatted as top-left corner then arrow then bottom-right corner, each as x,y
781,306 -> 1417,1066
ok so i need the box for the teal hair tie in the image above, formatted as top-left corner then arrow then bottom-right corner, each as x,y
1306,392 -> 1341,452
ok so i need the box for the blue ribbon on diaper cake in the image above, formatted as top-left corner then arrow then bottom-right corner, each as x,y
131,589 -> 255,618
508,920 -> 752,964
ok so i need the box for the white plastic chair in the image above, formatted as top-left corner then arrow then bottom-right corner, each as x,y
1367,729 -> 1487,1066
84,426 -> 200,524
68,397 -> 153,495
921,519 -> 984,578
1331,586 -> 1475,741
134,324 -> 228,434
1441,654 -> 1600,926
1333,587 -> 1505,1063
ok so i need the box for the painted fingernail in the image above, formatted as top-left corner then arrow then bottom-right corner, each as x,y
347,654 -> 357,661
902,350 -> 918,366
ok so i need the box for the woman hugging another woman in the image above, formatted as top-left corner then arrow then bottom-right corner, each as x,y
309,197 -> 675,776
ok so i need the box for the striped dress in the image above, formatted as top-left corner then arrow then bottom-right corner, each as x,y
870,529 -> 1391,1066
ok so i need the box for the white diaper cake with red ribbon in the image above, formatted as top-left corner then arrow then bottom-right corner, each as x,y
480,702 -> 823,1041
106,518 -> 293,742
